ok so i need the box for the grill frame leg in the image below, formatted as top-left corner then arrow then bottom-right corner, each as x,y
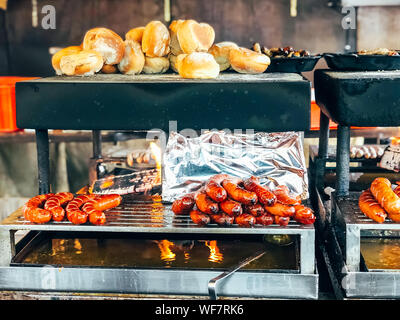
336,125 -> 350,197
315,110 -> 330,193
35,129 -> 50,194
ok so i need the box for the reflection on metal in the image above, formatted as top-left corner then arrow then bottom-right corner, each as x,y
205,241 -> 223,264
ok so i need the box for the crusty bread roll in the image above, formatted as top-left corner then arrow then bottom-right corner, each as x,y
229,47 -> 271,74
125,26 -> 145,44
52,46 -> 82,75
101,64 -> 118,74
177,52 -> 219,79
118,40 -> 145,75
142,21 -> 170,57
169,53 -> 179,73
82,27 -> 125,65
142,56 -> 170,74
177,20 -> 215,54
169,19 -> 185,55
59,50 -> 104,76
208,41 -> 239,71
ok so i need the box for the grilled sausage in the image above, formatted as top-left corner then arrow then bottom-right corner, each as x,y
190,209 -> 210,226
205,174 -> 229,202
244,203 -> 265,217
44,192 -> 74,221
23,193 -> 54,224
275,215 -> 290,226
255,214 -> 274,226
358,189 -> 387,223
66,194 -> 97,225
235,213 -> 256,227
222,179 -> 258,205
293,204 -> 314,220
210,212 -> 235,226
194,190 -> 219,214
171,193 -> 195,215
219,198 -> 243,216
273,185 -> 301,205
243,176 -> 276,206
82,194 -> 122,225
370,178 -> 400,218
264,202 -> 295,217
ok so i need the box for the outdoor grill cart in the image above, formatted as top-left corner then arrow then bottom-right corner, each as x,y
0,73 -> 319,299
313,69 -> 400,299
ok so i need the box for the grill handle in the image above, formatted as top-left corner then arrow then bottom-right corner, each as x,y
207,250 -> 266,300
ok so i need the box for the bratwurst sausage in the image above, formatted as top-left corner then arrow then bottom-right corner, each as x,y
358,189 -> 387,223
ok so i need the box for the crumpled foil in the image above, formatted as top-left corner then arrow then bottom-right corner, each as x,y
162,130 -> 308,203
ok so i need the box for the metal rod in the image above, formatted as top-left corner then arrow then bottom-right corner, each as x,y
318,110 -> 330,159
208,250 -> 266,300
92,130 -> 102,159
336,125 -> 351,197
35,129 -> 50,194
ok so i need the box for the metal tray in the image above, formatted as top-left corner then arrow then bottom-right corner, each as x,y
266,56 -> 321,73
324,53 -> 400,71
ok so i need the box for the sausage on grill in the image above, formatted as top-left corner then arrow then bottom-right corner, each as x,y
219,198 -> 243,216
358,189 -> 387,223
370,178 -> 400,219
82,194 -> 122,225
66,194 -> 97,225
172,193 -> 195,215
190,209 -> 210,226
222,179 -> 258,205
205,174 -> 229,202
273,185 -> 301,205
194,190 -> 219,214
23,193 -> 55,224
243,176 -> 276,206
44,192 -> 74,221
235,213 -> 256,227
264,202 -> 295,217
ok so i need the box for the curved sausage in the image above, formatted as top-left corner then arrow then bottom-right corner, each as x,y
243,176 -> 276,206
255,214 -> 274,226
294,214 -> 316,225
370,178 -> 400,218
294,204 -> 314,220
190,209 -> 210,226
66,194 -> 97,225
44,192 -> 74,221
82,194 -> 122,225
194,190 -> 219,214
358,189 -> 387,223
205,174 -> 229,202
172,194 -> 195,215
210,212 -> 235,226
222,179 -> 258,205
23,193 -> 54,224
244,203 -> 265,217
235,213 -> 256,227
275,215 -> 290,226
219,198 -> 243,216
273,185 -> 301,205
264,203 -> 295,217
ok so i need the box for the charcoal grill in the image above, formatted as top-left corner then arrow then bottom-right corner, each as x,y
0,73 -> 318,299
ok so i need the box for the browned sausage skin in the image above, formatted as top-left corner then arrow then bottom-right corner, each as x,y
194,189 -> 219,214
190,209 -> 211,226
243,176 -> 276,206
222,179 -> 258,205
358,189 -> 386,223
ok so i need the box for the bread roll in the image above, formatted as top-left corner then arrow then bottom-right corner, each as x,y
82,27 -> 125,65
52,46 -> 82,75
208,41 -> 239,71
169,19 -> 185,55
125,26 -> 145,44
118,40 -> 145,75
177,52 -> 219,79
169,53 -> 179,73
101,64 -> 118,74
229,47 -> 270,74
142,56 -> 170,74
177,20 -> 215,54
142,21 -> 170,57
59,50 -> 104,76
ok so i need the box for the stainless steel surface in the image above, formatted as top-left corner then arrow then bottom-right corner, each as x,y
163,131 -> 309,203
208,250 -> 267,300
0,266 -> 318,299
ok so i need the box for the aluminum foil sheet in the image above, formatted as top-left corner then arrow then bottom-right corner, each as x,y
162,131 -> 308,203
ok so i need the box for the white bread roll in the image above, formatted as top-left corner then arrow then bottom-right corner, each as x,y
229,47 -> 270,74
177,52 -> 219,79
125,26 -> 145,44
142,56 -> 170,74
118,40 -> 145,75
169,53 -> 179,73
177,20 -> 215,54
82,27 -> 125,65
208,41 -> 239,71
59,50 -> 104,76
52,46 -> 82,75
142,21 -> 170,57
169,19 -> 185,56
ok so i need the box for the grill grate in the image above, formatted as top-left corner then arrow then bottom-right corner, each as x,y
2,195 -> 313,234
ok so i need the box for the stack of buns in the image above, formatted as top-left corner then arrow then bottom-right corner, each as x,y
51,19 -> 271,78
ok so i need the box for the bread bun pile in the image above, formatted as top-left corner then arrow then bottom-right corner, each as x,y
51,19 -> 271,77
